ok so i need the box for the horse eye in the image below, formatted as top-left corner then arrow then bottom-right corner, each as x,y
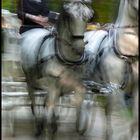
85,41 -> 88,45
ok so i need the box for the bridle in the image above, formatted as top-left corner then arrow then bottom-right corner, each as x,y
36,22 -> 86,66
55,1 -> 87,65
35,0 -> 88,66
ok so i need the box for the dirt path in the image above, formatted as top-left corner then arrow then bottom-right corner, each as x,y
2,100 -> 135,140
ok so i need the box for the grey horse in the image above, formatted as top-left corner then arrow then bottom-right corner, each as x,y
20,0 -> 93,139
84,0 -> 138,139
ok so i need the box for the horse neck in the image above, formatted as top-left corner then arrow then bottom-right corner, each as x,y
114,0 -> 138,57
115,0 -> 138,34
57,20 -> 84,61
55,1 -> 92,62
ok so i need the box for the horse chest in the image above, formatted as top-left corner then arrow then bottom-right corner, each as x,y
43,60 -> 65,78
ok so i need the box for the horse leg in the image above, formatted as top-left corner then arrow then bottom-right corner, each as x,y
27,84 -> 36,115
76,94 -> 96,135
58,72 -> 88,135
27,84 -> 44,137
46,88 -> 59,139
130,88 -> 138,140
104,96 -> 113,140
71,85 -> 88,135
22,67 -> 36,115
34,96 -> 47,138
25,77 -> 46,137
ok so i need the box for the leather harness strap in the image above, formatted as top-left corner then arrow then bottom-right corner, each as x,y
112,31 -> 138,89
55,37 -> 85,65
72,35 -> 84,39
36,33 -> 85,66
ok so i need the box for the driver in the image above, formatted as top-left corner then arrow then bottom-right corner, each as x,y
17,0 -> 50,34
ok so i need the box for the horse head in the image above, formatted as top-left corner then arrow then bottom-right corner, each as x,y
56,0 -> 93,64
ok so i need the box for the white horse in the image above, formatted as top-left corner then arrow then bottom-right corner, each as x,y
20,0 -> 93,138
84,0 -> 138,139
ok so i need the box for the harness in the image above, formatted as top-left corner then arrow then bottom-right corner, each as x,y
111,27 -> 138,89
36,28 -> 86,69
55,36 -> 86,66
94,24 -> 138,91
113,44 -> 133,89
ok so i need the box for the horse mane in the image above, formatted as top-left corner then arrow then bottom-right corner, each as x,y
63,1 -> 94,21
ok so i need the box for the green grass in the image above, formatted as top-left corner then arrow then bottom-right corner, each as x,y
95,95 -> 133,121
119,108 -> 133,121
2,0 -> 17,13
92,0 -> 120,23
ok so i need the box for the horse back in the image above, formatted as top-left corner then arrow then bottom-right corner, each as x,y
20,28 -> 51,71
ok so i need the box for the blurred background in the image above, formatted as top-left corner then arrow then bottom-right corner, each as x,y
2,1 -> 136,140
2,0 -> 120,23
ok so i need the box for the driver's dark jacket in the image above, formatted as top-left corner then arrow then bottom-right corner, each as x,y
17,0 -> 50,33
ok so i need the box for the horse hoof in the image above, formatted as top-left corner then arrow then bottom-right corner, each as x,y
35,130 -> 43,138
76,122 -> 86,135
77,130 -> 85,135
35,132 -> 41,137
35,127 -> 43,138
35,123 -> 45,138
52,123 -> 58,134
47,122 -> 58,136
56,115 -> 59,120
31,104 -> 35,115
76,125 -> 86,136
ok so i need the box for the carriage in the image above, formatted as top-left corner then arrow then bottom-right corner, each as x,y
2,0 -> 138,140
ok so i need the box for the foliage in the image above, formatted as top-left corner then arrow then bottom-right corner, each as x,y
2,0 -> 17,13
47,0 -> 63,12
92,0 -> 120,23
2,0 -> 120,23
